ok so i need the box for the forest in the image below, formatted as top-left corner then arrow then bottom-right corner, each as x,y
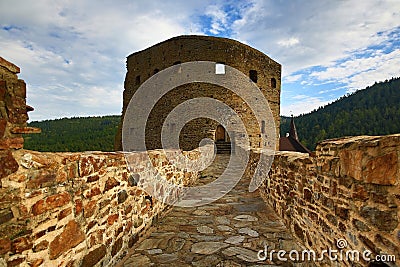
24,77 -> 400,152
280,77 -> 400,150
24,115 -> 120,152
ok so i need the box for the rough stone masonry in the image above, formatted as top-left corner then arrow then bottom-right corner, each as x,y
1,37 -> 399,267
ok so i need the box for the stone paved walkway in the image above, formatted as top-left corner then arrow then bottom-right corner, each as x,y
119,155 -> 313,266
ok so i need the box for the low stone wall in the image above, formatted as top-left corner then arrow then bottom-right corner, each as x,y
0,148 -> 208,266
260,134 -> 400,266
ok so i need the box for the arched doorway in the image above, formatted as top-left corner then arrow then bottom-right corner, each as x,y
215,125 -> 231,154
215,125 -> 226,142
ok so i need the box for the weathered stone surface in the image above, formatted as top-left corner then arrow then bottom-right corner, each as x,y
0,57 -> 20,73
0,137 -> 24,149
0,150 -> 19,179
12,236 -> 32,253
118,190 -> 128,204
233,214 -> 258,222
0,208 -> 13,224
360,206 -> 398,232
197,225 -> 214,234
191,242 -> 229,255
49,220 -> 85,259
123,254 -> 151,266
238,227 -> 259,237
224,235 -> 245,244
46,192 -> 70,210
111,237 -> 123,256
10,126 -> 41,134
217,225 -> 233,232
104,177 -> 120,192
0,119 -> 6,138
33,240 -> 48,252
107,214 -> 119,225
81,245 -> 106,267
31,199 -> 46,216
364,152 -> 397,185
0,238 -> 11,254
84,200 -> 97,218
26,170 -> 57,189
222,246 -> 259,262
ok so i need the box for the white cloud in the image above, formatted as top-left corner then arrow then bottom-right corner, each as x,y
311,48 -> 400,92
284,74 -> 302,83
281,96 -> 331,116
0,0 -> 207,121
277,37 -> 299,47
232,0 -> 400,76
205,5 -> 228,34
1,0 -> 399,120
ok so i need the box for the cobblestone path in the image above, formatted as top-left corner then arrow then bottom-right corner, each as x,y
119,155 -> 312,266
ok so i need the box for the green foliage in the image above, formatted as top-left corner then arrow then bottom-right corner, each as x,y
280,77 -> 400,150
24,115 -> 120,152
24,78 -> 400,153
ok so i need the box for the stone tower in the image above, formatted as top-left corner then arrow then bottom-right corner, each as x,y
115,35 -> 281,151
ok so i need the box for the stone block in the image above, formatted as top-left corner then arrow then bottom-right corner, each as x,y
107,214 -> 119,225
75,199 -> 83,215
49,220 -> 85,259
0,150 -> 19,179
0,208 -> 13,224
0,81 -> 6,101
80,245 -> 106,267
33,240 -> 48,252
84,187 -> 101,198
111,237 -> 123,256
12,236 -> 32,253
0,118 -> 6,137
31,199 -> 46,216
26,170 -> 57,189
364,151 -> 397,185
0,238 -> 11,254
84,200 -> 97,218
0,137 -> 24,150
117,190 -> 128,204
14,80 -> 26,98
46,192 -> 71,210
360,206 -> 398,232
104,177 -> 120,192
0,57 -> 20,73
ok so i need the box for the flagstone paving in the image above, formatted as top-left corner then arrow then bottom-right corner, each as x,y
119,155 -> 314,266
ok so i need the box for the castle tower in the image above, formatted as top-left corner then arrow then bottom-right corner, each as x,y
115,35 -> 281,152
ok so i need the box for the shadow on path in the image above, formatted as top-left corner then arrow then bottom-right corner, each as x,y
119,155 -> 314,266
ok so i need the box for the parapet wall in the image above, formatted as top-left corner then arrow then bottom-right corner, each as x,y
261,134 -> 400,266
0,148 -> 206,266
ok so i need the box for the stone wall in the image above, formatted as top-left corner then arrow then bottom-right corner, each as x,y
260,134 -> 400,266
0,147 -> 208,266
115,35 -> 281,151
0,56 -> 39,182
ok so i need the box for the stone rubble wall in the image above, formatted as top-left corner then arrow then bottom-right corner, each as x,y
260,134 -> 400,266
0,56 -> 30,181
0,147 -> 210,267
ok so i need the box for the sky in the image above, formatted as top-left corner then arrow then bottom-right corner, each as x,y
1,0 -> 399,121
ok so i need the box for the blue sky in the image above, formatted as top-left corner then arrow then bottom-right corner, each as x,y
0,0 -> 399,121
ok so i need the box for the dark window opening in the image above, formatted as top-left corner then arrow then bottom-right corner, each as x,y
173,61 -> 181,65
135,75 -> 140,85
249,70 -> 258,83
271,78 -> 277,88
261,120 -> 265,134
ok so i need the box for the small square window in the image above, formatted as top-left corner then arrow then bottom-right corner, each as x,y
215,63 -> 225,74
